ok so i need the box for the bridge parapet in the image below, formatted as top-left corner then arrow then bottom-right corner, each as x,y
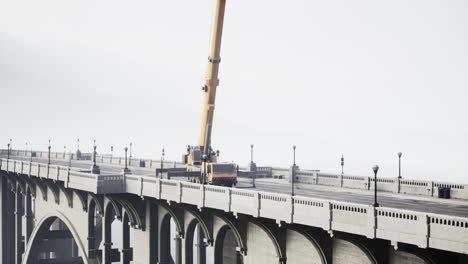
269,166 -> 468,200
1,157 -> 468,254
0,158 -> 127,194
122,171 -> 468,255
5,149 -> 467,200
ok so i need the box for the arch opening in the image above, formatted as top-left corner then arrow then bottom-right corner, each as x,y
25,217 -> 84,264
186,219 -> 213,264
214,226 -> 242,264
160,213 -> 182,264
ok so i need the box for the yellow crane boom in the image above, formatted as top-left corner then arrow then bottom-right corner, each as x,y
198,0 -> 226,155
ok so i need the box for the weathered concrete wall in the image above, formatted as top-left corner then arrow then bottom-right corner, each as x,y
388,249 -> 428,264
286,229 -> 324,264
223,229 -> 238,264
332,238 -> 374,264
244,222 -> 277,264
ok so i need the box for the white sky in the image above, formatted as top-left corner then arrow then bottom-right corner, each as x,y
1,0 -> 467,183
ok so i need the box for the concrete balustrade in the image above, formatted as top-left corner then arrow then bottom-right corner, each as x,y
7,149 -> 467,200
1,155 -> 468,257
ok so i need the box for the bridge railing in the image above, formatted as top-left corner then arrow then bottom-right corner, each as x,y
123,172 -> 468,255
2,149 -> 468,200
264,166 -> 468,200
1,157 -> 467,255
0,158 -> 124,194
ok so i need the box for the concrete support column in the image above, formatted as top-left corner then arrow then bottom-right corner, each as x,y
196,226 -> 206,264
120,216 -> 131,264
24,194 -> 34,244
175,235 -> 182,264
102,215 -> 113,264
1,176 -> 16,263
14,186 -> 24,264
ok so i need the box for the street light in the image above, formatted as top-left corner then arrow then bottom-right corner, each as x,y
48,139 -> 51,165
250,144 -> 255,188
77,138 -> 80,151
110,146 -> 114,163
124,147 -> 129,170
341,154 -> 344,175
25,141 -> 28,156
372,165 -> 379,207
8,138 -> 12,159
93,141 -> 97,167
291,145 -> 296,196
129,142 -> 133,159
398,152 -> 402,179
63,145 -> 67,159
160,148 -> 165,179
250,144 -> 254,164
7,142 -> 10,160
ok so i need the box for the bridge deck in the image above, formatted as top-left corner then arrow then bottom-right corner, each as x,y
8,155 -> 468,218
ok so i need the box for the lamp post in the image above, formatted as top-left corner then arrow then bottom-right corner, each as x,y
341,155 -> 344,175
251,144 -> 255,188
8,138 -> 12,159
76,138 -> 81,160
48,139 -> 51,165
110,146 -> 114,163
7,142 -> 10,160
129,142 -> 133,166
25,142 -> 28,156
63,145 -> 67,159
291,145 -> 296,196
124,147 -> 129,171
250,144 -> 254,164
160,148 -> 165,179
398,152 -> 402,179
372,165 -> 379,207
91,141 -> 100,174
93,142 -> 97,167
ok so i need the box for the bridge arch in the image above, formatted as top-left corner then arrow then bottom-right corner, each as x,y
87,195 -> 103,259
157,202 -> 184,264
213,214 -> 246,264
332,237 -> 377,264
22,212 -> 89,264
183,207 -> 213,264
286,226 -> 328,264
389,248 -> 437,264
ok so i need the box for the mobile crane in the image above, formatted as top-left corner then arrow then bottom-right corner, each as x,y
183,0 -> 238,187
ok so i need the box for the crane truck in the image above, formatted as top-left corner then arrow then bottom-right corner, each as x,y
183,0 -> 238,187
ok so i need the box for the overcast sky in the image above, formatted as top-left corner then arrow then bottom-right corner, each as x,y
1,0 -> 467,183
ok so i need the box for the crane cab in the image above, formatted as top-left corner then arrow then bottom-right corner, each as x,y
203,162 -> 237,187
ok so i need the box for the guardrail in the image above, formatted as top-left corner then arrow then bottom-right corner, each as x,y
126,172 -> 468,255
269,167 -> 468,200
0,158 -> 123,194
1,157 -> 467,254
3,149 -> 468,200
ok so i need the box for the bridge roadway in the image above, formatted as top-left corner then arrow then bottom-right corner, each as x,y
11,155 -> 468,218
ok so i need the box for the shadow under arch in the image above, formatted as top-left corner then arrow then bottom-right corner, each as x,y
23,212 -> 89,264
394,248 -> 438,264
214,224 -> 244,264
286,226 -> 328,264
333,236 -> 377,264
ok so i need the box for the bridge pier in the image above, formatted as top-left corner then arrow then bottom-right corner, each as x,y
1,174 -> 16,263
15,184 -> 24,264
